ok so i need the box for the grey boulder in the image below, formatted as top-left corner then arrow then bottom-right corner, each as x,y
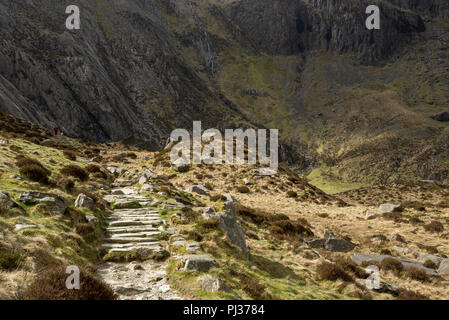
74,193 -> 95,210
19,192 -> 67,214
379,203 -> 402,213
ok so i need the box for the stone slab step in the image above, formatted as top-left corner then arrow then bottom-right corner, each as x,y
112,209 -> 159,214
108,231 -> 161,238
108,214 -> 160,219
108,220 -> 161,227
107,245 -> 163,253
104,237 -> 160,244
106,226 -> 159,234
101,241 -> 160,249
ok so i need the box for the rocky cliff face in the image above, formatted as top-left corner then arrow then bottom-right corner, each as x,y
1,0 -> 449,183
223,0 -> 429,62
0,0 -> 247,148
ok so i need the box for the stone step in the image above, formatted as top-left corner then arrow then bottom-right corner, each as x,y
112,209 -> 159,214
101,241 -> 160,249
106,219 -> 161,226
106,226 -> 159,234
108,214 -> 160,219
108,220 -> 161,227
104,237 -> 160,244
107,245 -> 163,253
108,231 -> 161,238
106,216 -> 161,222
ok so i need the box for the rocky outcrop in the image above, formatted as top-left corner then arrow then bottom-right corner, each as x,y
18,192 -> 67,214
223,0 -> 426,63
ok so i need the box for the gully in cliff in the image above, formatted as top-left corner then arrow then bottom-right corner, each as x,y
169,121 -> 278,175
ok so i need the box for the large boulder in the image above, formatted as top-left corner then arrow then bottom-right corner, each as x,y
185,185 -> 209,196
379,203 -> 403,213
217,201 -> 248,258
19,192 -> 67,214
180,254 -> 218,272
197,275 -> 231,293
350,253 -> 439,277
74,193 -> 95,210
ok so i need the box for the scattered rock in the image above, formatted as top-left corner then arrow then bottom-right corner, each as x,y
15,224 -> 37,231
172,158 -> 190,172
185,185 -> 209,196
142,169 -> 159,179
365,210 -> 379,220
305,238 -> 327,249
392,246 -> 413,255
112,187 -> 138,195
10,174 -> 25,181
19,192 -> 67,214
355,278 -> 399,296
181,254 -> 218,272
0,139 -> 9,144
390,234 -> 405,243
351,253 -> 439,277
222,193 -> 238,203
0,191 -> 18,209
140,184 -> 157,193
138,176 -> 148,185
105,166 -> 119,175
85,215 -> 99,226
186,242 -> 202,252
197,275 -> 231,293
379,203 -> 402,213
370,235 -> 387,243
74,193 -> 95,210
243,178 -> 253,185
305,238 -> 355,252
111,180 -> 134,188
252,168 -> 277,176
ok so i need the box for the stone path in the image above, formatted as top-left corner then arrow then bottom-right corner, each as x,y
97,185 -> 182,300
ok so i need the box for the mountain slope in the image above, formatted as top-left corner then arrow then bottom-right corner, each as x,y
1,0 -> 449,185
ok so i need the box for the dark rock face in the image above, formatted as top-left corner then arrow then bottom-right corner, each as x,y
0,0 -> 447,174
223,0 -> 426,62
0,0 -> 244,148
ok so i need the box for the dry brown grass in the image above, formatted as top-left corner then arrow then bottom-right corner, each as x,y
316,262 -> 353,282
22,265 -> 115,300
